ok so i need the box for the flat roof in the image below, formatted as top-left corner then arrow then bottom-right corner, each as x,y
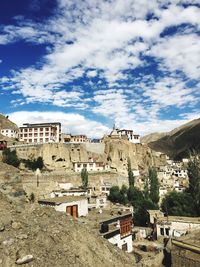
100,212 -> 132,225
73,161 -> 104,164
158,216 -> 200,224
21,122 -> 61,127
52,189 -> 87,193
38,196 -> 87,205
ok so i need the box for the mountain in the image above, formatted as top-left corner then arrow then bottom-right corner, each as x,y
143,118 -> 200,159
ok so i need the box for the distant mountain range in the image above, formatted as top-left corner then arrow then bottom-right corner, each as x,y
141,118 -> 200,159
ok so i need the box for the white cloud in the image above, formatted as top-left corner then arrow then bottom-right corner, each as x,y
0,0 -> 200,135
9,111 -> 110,138
149,33 -> 200,79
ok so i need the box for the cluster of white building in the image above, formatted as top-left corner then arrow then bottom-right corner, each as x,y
1,117 -> 141,145
157,160 -> 189,202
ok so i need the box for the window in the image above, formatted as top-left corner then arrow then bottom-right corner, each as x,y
29,129 -> 32,132
29,139 -> 32,143
40,128 -> 43,131
34,133 -> 37,137
77,164 -> 81,168
160,228 -> 164,236
40,138 -> 43,142
45,127 -> 49,131
24,129 -> 28,132
83,164 -> 87,168
120,218 -> 132,237
34,139 -> 37,143
165,228 -> 169,236
45,138 -> 49,142
24,134 -> 27,137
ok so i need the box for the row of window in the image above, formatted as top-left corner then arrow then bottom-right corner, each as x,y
76,163 -> 104,168
1,129 -> 17,133
20,127 -> 53,132
23,138 -> 50,143
20,133 -> 53,137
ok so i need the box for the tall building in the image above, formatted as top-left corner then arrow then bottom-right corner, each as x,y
19,122 -> 61,144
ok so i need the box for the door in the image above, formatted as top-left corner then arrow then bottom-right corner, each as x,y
72,205 -> 78,218
122,243 -> 128,251
66,205 -> 78,218
66,206 -> 71,216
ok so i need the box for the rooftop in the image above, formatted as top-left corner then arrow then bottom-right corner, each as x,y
100,212 -> 132,225
158,216 -> 200,224
21,122 -> 61,127
38,196 -> 87,205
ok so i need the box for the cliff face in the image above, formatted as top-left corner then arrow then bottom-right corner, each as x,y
15,138 -> 166,174
104,138 -> 164,174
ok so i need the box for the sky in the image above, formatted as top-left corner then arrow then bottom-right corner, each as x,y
0,0 -> 200,138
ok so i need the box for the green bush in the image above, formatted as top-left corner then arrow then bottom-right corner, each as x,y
23,156 -> 44,171
161,191 -> 197,217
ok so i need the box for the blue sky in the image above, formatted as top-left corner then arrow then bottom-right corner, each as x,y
0,0 -> 200,137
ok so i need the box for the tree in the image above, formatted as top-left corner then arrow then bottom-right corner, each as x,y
161,191 -> 197,217
143,176 -> 150,199
149,167 -> 159,205
81,168 -> 88,188
108,185 -> 128,205
127,186 -> 143,207
127,158 -> 134,188
134,198 -> 156,226
187,152 -> 200,214
2,148 -> 20,168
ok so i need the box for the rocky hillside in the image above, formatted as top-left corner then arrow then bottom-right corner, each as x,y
0,114 -> 18,131
144,118 -> 200,159
0,174 -> 135,267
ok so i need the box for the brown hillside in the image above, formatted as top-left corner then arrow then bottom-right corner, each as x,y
0,113 -> 18,130
147,118 -> 200,159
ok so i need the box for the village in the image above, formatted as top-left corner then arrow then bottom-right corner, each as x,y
0,115 -> 200,266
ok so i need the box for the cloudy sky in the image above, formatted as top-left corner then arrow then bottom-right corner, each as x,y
0,0 -> 200,137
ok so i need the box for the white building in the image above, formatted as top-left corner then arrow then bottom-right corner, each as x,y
62,133 -> 91,143
100,213 -> 133,252
1,128 -> 18,139
88,195 -> 107,209
38,196 -> 88,217
50,188 -> 88,198
117,129 -> 140,144
172,169 -> 188,178
151,212 -> 200,238
73,161 -> 110,172
100,183 -> 112,196
19,122 -> 61,144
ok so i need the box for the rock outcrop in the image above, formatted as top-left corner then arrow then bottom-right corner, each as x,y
15,138 -> 166,174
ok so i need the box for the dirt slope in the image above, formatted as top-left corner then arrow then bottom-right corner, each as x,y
0,178 -> 135,267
